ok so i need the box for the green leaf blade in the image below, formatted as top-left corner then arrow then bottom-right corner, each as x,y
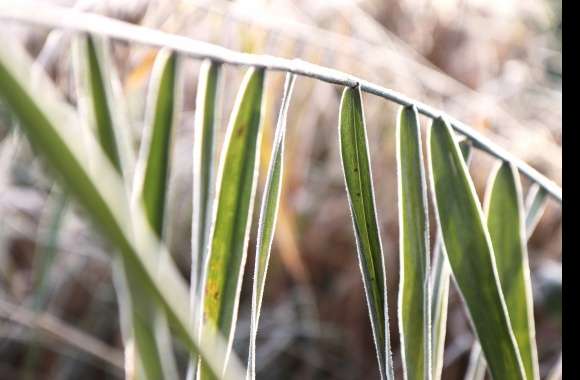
430,141 -> 472,380
247,73 -> 296,380
201,67 -> 266,376
339,86 -> 394,380
485,162 -> 539,380
73,34 -> 135,180
188,59 -> 221,380
75,36 -> 177,380
396,105 -> 430,380
84,35 -> 122,172
0,37 -> 244,380
134,48 -> 179,237
428,117 -> 525,380
191,60 -> 221,300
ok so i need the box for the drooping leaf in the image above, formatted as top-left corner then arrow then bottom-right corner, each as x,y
133,48 -> 179,237
338,85 -> 394,380
200,67 -> 265,378
466,163 -> 543,380
0,33 -> 243,380
131,48 -> 182,380
430,141 -> 472,380
396,105 -> 430,380
72,34 -> 135,181
191,59 -> 220,311
484,162 -> 539,380
465,174 -> 548,380
428,117 -> 525,380
188,59 -> 221,380
73,34 -> 170,380
247,73 -> 296,380
75,35 -> 121,172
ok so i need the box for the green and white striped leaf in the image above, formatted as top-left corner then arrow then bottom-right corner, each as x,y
191,59 -> 221,312
0,34 -> 243,380
200,67 -> 266,378
396,105 -> 430,380
73,34 -> 168,380
430,141 -> 472,380
188,59 -> 221,380
72,34 -> 135,182
427,117 -> 525,380
484,162 -> 539,380
465,174 -> 548,380
132,48 -> 182,380
338,86 -> 394,380
133,48 -> 179,237
247,73 -> 296,380
466,163 -> 544,380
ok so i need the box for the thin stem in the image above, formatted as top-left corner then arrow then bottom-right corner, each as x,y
0,0 -> 562,203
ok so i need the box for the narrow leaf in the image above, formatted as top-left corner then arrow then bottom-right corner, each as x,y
191,60 -> 221,314
430,141 -> 472,380
466,163 -> 544,380
465,176 -> 548,380
188,59 -> 221,380
74,34 -> 168,380
76,35 -> 121,171
338,85 -> 394,380
133,48 -> 179,237
427,117 -> 525,380
247,73 -> 296,380
484,162 -> 539,380
396,105 -> 430,380
0,35 -> 243,380
131,48 -> 181,380
73,34 -> 135,181
200,67 -> 265,377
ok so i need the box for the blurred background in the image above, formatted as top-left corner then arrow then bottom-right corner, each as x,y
0,0 -> 562,379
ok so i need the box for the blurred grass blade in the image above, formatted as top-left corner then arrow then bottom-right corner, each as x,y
430,141 -> 472,380
396,105 -> 430,380
427,117 -> 525,380
200,67 -> 265,378
191,59 -> 221,325
338,85 -> 394,380
524,184 -> 548,239
188,58 -> 221,380
483,162 -> 539,380
0,36 -> 244,380
132,48 -> 181,380
74,35 -> 122,172
247,73 -> 296,380
73,34 -> 135,181
73,33 -> 167,379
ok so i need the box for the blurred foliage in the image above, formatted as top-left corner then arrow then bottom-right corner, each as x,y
0,0 -> 561,379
